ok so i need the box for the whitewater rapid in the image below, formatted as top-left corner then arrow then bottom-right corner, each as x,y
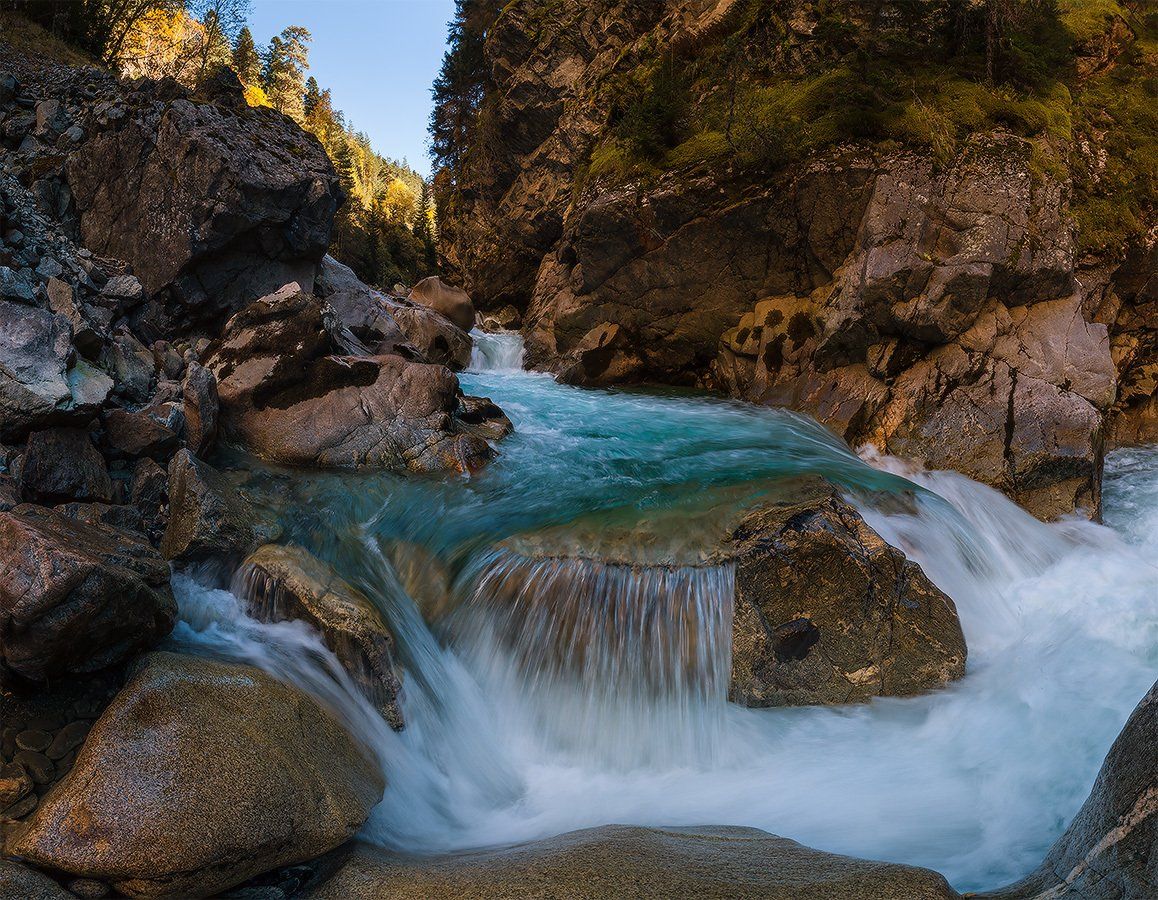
173,331 -> 1158,892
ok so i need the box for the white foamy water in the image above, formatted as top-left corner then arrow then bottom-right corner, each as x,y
170,343 -> 1158,892
470,329 -> 526,373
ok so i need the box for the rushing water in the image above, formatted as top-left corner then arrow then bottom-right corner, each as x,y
173,330 -> 1158,892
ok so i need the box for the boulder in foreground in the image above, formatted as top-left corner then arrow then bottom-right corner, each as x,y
727,479 -> 967,706
10,651 -> 384,898
0,505 -> 175,684
302,825 -> 959,899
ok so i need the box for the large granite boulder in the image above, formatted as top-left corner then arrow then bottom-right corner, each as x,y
984,679 -> 1157,899
65,77 -> 340,332
316,255 -> 473,370
160,449 -> 280,565
0,505 -> 175,684
205,287 -> 494,473
236,544 -> 404,729
302,826 -> 959,899
726,480 -> 967,706
408,276 -> 476,332
9,651 -> 385,898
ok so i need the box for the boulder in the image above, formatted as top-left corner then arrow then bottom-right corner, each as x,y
10,651 -> 385,898
726,479 -> 966,706
66,80 -> 341,332
101,407 -> 180,461
316,255 -> 473,370
180,359 -> 217,457
0,861 -> 71,900
236,544 -> 404,730
0,505 -> 175,684
160,449 -> 280,564
0,302 -> 73,439
408,276 -> 476,332
205,288 -> 495,473
18,427 -> 112,504
302,826 -> 959,899
984,679 -> 1157,900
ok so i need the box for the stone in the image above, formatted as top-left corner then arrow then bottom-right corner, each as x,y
11,652 -> 385,898
64,359 -> 113,418
236,544 -> 404,729
0,301 -> 74,439
161,449 -> 280,564
984,678 -> 1158,899
407,275 -> 476,332
0,761 -> 32,805
726,479 -> 967,706
181,359 -> 218,456
15,728 -> 52,752
56,502 -> 144,533
0,504 -> 176,683
12,749 -> 53,784
18,427 -> 113,504
0,860 -> 72,900
103,330 -> 154,403
46,721 -> 90,761
128,456 -> 167,524
206,289 -> 495,473
303,826 -> 959,899
100,273 -> 143,303
101,407 -> 180,461
0,264 -> 35,303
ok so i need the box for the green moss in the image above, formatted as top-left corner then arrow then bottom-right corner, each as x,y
1058,0 -> 1126,44
664,131 -> 731,169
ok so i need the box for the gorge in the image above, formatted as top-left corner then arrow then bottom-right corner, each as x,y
1,2 -> 1156,898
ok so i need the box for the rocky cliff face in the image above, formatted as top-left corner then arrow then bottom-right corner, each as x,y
440,0 -> 1155,519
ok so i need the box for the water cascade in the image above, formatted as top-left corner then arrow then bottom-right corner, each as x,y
171,334 -> 1158,890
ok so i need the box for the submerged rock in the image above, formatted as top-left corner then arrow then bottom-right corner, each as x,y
0,505 -> 175,684
984,678 -> 1158,900
302,825 -> 959,899
727,479 -> 966,706
10,651 -> 384,898
206,287 -> 495,473
236,544 -> 404,730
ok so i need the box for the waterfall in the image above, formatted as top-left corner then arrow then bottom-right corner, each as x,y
469,329 -> 525,372
451,549 -> 735,768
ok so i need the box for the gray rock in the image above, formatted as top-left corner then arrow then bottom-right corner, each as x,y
35,256 -> 63,280
181,359 -> 218,457
0,264 -> 35,302
18,426 -> 113,504
0,302 -> 73,439
100,273 -> 143,303
0,860 -> 72,900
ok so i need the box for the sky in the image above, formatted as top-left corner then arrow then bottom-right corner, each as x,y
247,0 -> 456,176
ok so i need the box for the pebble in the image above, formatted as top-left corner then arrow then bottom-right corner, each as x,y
47,721 -> 90,760
13,749 -> 54,784
15,729 -> 52,752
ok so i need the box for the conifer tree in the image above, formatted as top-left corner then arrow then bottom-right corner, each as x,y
232,24 -> 260,85
262,25 -> 311,122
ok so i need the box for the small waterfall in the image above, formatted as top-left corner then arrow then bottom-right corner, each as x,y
452,549 -> 735,768
470,329 -> 525,372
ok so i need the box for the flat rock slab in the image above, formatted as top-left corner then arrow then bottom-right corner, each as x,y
302,826 -> 959,899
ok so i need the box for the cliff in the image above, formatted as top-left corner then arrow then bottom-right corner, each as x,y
437,0 -> 1156,518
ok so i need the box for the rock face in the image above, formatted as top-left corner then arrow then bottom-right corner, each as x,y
236,544 -> 404,729
985,679 -> 1158,900
65,75 -> 340,333
303,826 -> 959,899
726,480 -> 967,707
316,255 -> 473,370
205,287 -> 495,473
0,505 -> 175,684
10,651 -> 385,898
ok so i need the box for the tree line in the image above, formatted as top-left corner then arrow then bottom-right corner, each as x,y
8,0 -> 437,290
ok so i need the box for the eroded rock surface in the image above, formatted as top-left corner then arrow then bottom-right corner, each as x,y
302,826 -> 959,899
10,651 -> 385,898
726,480 -> 967,707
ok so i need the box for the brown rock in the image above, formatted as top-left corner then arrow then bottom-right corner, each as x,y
10,651 -> 384,898
0,504 -> 176,683
181,359 -> 218,456
303,826 -> 959,899
408,276 -> 476,332
101,407 -> 180,461
727,479 -> 966,706
236,544 -> 404,729
0,761 -> 32,805
18,427 -> 112,504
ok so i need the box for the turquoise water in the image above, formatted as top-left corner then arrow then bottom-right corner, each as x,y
174,333 -> 1158,892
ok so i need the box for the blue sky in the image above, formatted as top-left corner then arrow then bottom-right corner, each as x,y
248,0 -> 456,176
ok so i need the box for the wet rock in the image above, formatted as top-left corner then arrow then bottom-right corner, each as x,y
11,651 -> 384,898
984,678 -> 1158,899
726,479 -> 966,706
302,826 -> 959,899
206,288 -> 494,473
18,426 -> 112,504
456,394 -> 515,442
181,359 -> 218,456
407,276 -> 476,332
236,544 -> 404,730
0,504 -> 176,683
161,449 -> 280,564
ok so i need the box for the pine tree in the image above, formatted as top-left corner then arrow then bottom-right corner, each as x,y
262,25 -> 311,122
232,25 -> 260,85
303,76 -> 321,117
414,180 -> 437,271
